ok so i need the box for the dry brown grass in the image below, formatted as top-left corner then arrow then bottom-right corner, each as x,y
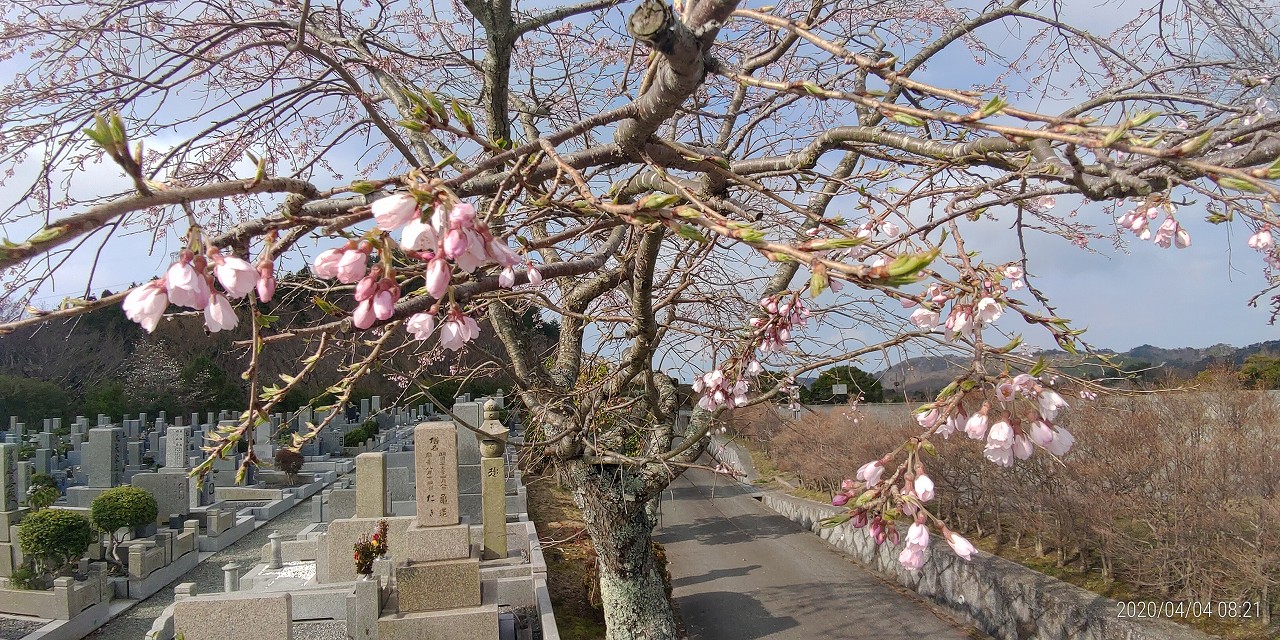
735,371 -> 1280,638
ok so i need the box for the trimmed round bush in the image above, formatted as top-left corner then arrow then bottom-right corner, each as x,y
30,473 -> 58,490
91,486 -> 158,534
17,508 -> 93,575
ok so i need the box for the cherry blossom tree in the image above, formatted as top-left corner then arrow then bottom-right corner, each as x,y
2,0 -> 1280,636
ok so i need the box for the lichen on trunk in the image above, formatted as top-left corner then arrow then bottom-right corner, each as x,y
571,461 -> 677,640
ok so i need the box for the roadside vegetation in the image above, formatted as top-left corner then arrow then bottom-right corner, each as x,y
726,369 -> 1279,639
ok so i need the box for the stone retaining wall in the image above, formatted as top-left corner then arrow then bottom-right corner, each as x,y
761,492 -> 1214,640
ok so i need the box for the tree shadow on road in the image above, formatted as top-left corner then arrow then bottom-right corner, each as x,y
671,564 -> 762,589
657,513 -> 801,546
676,590 -> 798,639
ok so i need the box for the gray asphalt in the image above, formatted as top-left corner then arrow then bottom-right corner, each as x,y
656,468 -> 986,640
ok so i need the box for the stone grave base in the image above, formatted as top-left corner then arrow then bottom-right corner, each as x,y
395,557 -> 480,611
320,516 -> 470,583
377,585 -> 497,640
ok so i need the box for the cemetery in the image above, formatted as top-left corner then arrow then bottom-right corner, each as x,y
0,392 -> 553,640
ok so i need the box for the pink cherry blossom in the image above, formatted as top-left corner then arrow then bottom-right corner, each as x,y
426,258 -> 451,299
898,545 -> 925,571
937,414 -> 958,438
910,307 -> 939,331
1029,420 -> 1054,447
965,404 -> 990,439
352,299 -> 376,329
335,248 -> 369,283
1153,217 -> 1179,248
499,267 -> 516,288
944,307 -> 972,340
975,297 -> 1002,323
448,202 -> 476,226
880,221 -> 900,237
400,219 -> 437,251
311,248 -> 343,278
984,443 -> 1014,468
914,474 -> 935,502
987,419 -> 1013,446
1047,427 -> 1075,456
1003,265 -> 1023,281
995,382 -> 1016,402
1248,229 -> 1274,250
372,193 -> 419,231
488,238 -> 521,268
527,265 -> 544,286
204,293 -> 238,332
439,310 -> 481,351
1035,195 -> 1057,210
916,408 -> 939,429
166,258 -> 210,310
906,521 -> 929,548
123,280 -> 167,332
212,254 -> 257,298
1012,434 -> 1034,460
1038,390 -> 1068,421
373,289 -> 396,320
406,312 -> 436,340
831,494 -> 849,507
856,460 -> 884,488
256,262 -> 276,302
355,275 -> 377,301
443,228 -> 469,259
944,530 -> 976,560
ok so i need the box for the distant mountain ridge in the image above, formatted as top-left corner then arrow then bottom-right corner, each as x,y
874,340 -> 1280,396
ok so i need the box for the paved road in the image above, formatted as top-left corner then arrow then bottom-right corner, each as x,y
657,468 -> 986,640
86,495 -> 320,640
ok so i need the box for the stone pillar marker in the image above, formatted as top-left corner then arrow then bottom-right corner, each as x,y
223,563 -> 240,592
413,422 -> 459,526
479,400 -> 509,560
267,532 -> 285,569
354,452 -> 387,518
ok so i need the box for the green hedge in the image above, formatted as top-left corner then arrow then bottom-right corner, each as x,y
18,509 -> 93,575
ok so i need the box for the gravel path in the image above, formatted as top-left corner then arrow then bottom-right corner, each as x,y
86,495 -> 322,640
0,618 -> 45,640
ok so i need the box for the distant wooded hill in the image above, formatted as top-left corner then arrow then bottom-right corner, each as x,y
874,341 -> 1280,399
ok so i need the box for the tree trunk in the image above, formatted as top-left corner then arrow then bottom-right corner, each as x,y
572,463 -> 677,640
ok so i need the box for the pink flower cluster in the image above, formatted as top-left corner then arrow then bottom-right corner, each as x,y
752,295 -> 808,353
373,195 -> 537,296
1247,226 -> 1279,269
958,375 -> 1075,467
1118,204 -> 1190,248
905,282 -> 1006,341
693,369 -> 749,411
351,266 -> 401,329
123,247 -> 278,334
307,193 -> 538,347
833,465 -> 978,570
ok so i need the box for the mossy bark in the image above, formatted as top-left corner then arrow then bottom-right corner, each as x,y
571,462 -> 676,640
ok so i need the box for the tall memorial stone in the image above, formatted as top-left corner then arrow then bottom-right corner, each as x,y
167,426 -> 192,470
354,452 -> 387,518
0,443 -> 18,512
88,427 -> 125,487
414,422 -> 458,527
0,443 -> 23,577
